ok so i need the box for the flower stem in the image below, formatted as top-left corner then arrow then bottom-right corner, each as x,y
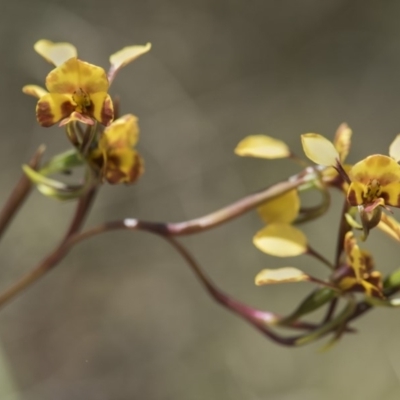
0,186 -> 97,308
307,246 -> 335,270
0,145 -> 45,241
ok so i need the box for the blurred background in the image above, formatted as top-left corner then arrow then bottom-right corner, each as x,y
1,0 -> 400,398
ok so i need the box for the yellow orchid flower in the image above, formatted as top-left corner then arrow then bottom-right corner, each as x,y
23,40 -> 151,128
347,155 -> 400,212
332,231 -> 383,298
89,114 -> 143,184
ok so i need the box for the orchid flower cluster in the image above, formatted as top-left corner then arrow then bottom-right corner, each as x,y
1,40 -> 400,350
23,39 -> 151,192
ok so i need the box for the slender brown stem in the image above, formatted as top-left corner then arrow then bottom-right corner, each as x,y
74,176 -> 309,240
322,297 -> 338,323
322,197 -> 351,324
0,145 -> 45,240
63,187 -> 97,239
0,187 -> 97,308
167,177 -> 308,235
307,246 -> 334,270
335,198 -> 351,268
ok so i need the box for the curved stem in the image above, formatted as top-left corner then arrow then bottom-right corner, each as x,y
0,146 -> 45,241
0,187 -> 97,308
77,176 -> 309,239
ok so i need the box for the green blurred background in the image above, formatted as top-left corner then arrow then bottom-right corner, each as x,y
1,0 -> 400,398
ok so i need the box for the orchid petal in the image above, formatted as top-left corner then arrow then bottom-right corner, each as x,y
333,123 -> 352,162
301,133 -> 339,166
389,134 -> 400,162
253,224 -> 307,257
108,43 -> 152,82
235,135 -> 290,159
100,114 -> 139,148
378,213 -> 400,242
22,85 -> 48,99
255,267 -> 309,285
349,155 -> 400,184
36,93 -> 75,127
257,189 -> 300,224
34,39 -> 77,67
90,92 -> 114,126
46,58 -> 109,94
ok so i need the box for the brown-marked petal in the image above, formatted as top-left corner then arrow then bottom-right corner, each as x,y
90,92 -> 114,126
344,231 -> 363,281
255,267 -> 309,285
34,40 -> 78,67
36,93 -> 75,127
104,149 -> 144,184
235,135 -> 290,159
349,155 -> 400,184
100,114 -> 139,148
46,58 -> 109,94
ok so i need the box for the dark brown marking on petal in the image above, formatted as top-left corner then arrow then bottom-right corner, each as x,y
101,97 -> 114,126
380,191 -> 390,204
105,168 -> 126,184
127,153 -> 144,184
60,101 -> 75,117
346,189 -> 358,205
36,101 -> 54,127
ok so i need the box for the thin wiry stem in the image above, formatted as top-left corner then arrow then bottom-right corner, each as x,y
307,246 -> 335,270
0,187 -> 97,308
322,197 -> 351,324
0,145 -> 45,241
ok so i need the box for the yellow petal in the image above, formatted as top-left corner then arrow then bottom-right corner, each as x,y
108,43 -> 152,82
338,276 -> 358,291
349,155 -> 400,184
36,93 -> 75,127
101,114 -> 139,148
46,58 -> 109,94
389,134 -> 400,162
338,277 -> 382,299
333,123 -> 352,162
255,267 -> 309,285
253,224 -> 307,257
104,149 -> 144,184
22,85 -> 48,99
344,231 -> 363,280
90,92 -> 114,126
257,189 -> 300,224
301,133 -> 339,166
380,181 -> 400,207
234,135 -> 290,159
378,213 -> 400,242
34,39 -> 78,66
347,181 -> 367,206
